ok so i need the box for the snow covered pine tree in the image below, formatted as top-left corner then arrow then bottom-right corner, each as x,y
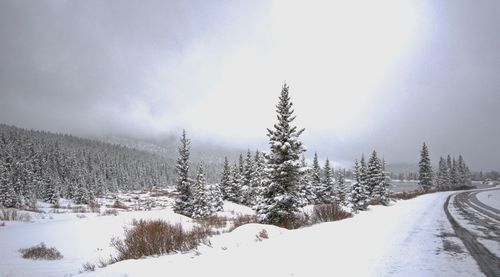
256,83 -> 306,226
348,159 -> 368,212
191,162 -> 223,218
418,142 -> 433,191
219,157 -> 231,200
173,129 -> 193,216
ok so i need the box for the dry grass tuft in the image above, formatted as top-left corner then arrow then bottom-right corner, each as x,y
19,243 -> 63,260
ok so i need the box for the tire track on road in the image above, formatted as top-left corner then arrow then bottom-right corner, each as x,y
444,190 -> 500,277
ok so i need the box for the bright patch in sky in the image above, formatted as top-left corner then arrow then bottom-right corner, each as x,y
150,0 -> 428,145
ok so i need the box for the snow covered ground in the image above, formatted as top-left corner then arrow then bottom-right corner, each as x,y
77,191 -> 482,277
476,189 -> 500,210
1,190 -> 487,277
0,191 -> 254,277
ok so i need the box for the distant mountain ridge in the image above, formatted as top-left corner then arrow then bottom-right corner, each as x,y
96,134 -> 244,165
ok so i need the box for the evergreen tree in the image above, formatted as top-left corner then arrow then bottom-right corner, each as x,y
256,83 -> 306,225
457,154 -> 467,187
348,159 -> 368,212
335,169 -> 347,205
323,158 -> 335,203
311,152 -> 329,203
251,150 -> 266,206
44,177 -> 59,204
206,182 -> 224,214
191,163 -> 209,218
191,162 -> 223,218
226,164 -> 242,203
450,158 -> 458,188
446,155 -> 453,187
220,157 -> 231,200
241,150 -> 254,205
366,151 -> 390,204
436,157 -> 448,190
418,142 -> 433,191
297,155 -> 314,206
238,153 -> 244,176
365,151 -> 380,198
359,154 -> 368,191
73,169 -> 90,204
173,130 -> 193,216
311,152 -> 322,188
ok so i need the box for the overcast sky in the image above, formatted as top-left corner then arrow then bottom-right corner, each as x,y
0,0 -> 499,170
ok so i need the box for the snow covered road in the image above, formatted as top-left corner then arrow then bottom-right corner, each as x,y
446,188 -> 500,276
83,191 -> 484,277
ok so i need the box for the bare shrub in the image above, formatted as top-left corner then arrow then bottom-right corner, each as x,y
88,201 -> 101,213
110,219 -> 212,262
229,215 -> 258,231
0,221 -> 5,227
311,204 -> 352,224
80,262 -> 96,272
76,214 -> 87,219
101,209 -> 119,216
51,202 -> 62,209
111,200 -> 128,210
19,243 -> 63,260
195,215 -> 228,229
277,213 -> 311,229
0,209 -> 32,222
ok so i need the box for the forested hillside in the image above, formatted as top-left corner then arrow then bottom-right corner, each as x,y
0,124 -> 175,207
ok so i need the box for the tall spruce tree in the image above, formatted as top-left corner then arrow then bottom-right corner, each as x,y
418,142 -> 433,191
366,151 -> 380,198
191,162 -> 209,218
450,158 -> 458,188
173,130 -> 193,216
220,157 -> 231,200
436,156 -> 448,190
297,155 -> 314,206
226,163 -> 243,203
366,150 -> 390,204
191,162 -> 223,218
457,155 -> 467,187
241,150 -> 254,205
359,154 -> 368,191
311,152 -> 329,203
335,169 -> 347,205
324,158 -> 335,202
256,83 -> 306,225
348,159 -> 368,212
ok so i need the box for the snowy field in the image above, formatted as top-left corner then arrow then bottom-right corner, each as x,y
476,189 -> 500,210
0,190 -> 253,277
79,191 -> 482,277
0,190 -> 487,277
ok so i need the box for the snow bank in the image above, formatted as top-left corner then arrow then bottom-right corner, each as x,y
476,189 -> 500,210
